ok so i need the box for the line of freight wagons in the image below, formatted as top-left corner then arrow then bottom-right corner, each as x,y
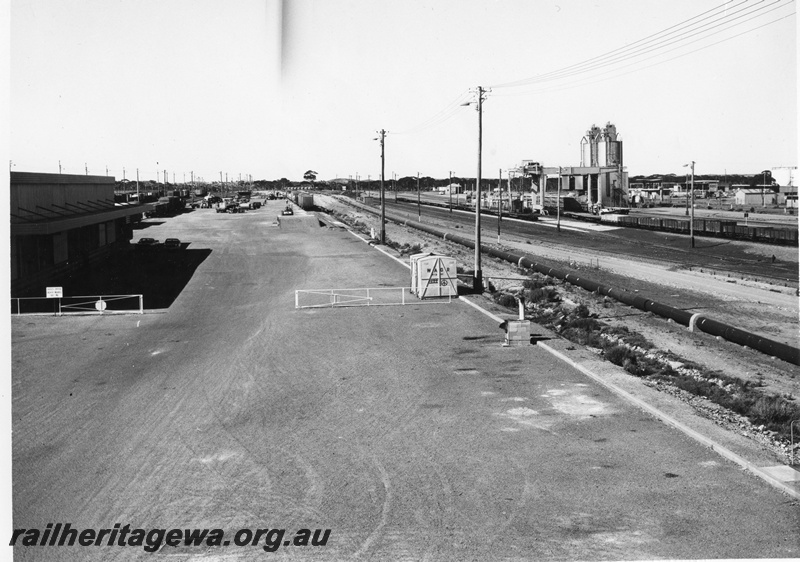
615,215 -> 798,245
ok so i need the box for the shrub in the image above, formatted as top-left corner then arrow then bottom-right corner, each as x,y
562,327 -> 602,347
573,304 -> 591,318
494,293 -> 517,308
564,316 -> 599,333
604,345 -> 635,367
528,287 -> 560,304
523,276 -> 550,291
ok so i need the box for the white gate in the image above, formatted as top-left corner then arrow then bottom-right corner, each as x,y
11,294 -> 144,315
295,287 -> 452,309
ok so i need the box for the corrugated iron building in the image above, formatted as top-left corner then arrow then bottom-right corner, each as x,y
10,171 -> 145,295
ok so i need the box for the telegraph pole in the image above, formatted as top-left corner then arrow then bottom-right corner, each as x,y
417,172 -> 421,221
449,171 -> 453,213
557,166 -> 562,233
497,168 -> 502,242
473,86 -> 486,292
690,161 -> 695,248
377,129 -> 387,244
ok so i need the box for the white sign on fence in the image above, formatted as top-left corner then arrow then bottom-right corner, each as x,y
46,287 -> 63,298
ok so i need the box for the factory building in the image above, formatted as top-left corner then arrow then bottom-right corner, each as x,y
10,171 -> 145,295
517,122 -> 628,211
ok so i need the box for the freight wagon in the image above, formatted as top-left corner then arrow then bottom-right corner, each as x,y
618,215 -> 796,245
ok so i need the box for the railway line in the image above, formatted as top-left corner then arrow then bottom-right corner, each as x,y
371,197 -> 798,287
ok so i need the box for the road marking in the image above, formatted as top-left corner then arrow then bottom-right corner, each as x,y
346,229 -> 410,269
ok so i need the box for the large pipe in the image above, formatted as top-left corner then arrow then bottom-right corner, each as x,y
340,197 -> 800,365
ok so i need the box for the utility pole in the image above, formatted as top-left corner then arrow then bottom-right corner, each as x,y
85,163 -> 88,175
417,172 -> 421,221
690,161 -> 695,248
449,171 -> 453,213
377,129 -> 387,244
497,168 -> 502,242
59,160 -> 61,174
473,86 -> 487,292
685,171 -> 690,216
557,166 -> 562,233
684,161 -> 695,248
136,168 -> 139,200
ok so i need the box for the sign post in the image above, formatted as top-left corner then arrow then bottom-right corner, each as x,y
46,287 -> 63,316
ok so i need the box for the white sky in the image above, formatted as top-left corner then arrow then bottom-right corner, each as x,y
8,0 -> 799,181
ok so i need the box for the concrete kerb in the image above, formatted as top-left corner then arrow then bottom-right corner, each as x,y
537,340 -> 800,501
346,222 -> 800,501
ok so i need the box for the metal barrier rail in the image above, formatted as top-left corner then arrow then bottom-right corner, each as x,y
295,287 -> 452,309
11,294 -> 144,316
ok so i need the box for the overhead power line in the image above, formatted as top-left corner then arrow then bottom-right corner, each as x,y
391,0 -> 794,136
392,89 -> 473,136
490,0 -> 794,90
492,10 -> 795,98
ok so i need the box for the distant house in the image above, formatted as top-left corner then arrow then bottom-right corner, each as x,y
734,188 -> 776,206
437,183 -> 462,194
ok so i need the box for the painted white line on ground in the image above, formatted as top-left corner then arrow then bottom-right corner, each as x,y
346,229 -> 411,269
458,296 -> 505,323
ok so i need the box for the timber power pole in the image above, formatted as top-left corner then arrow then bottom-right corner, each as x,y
377,129 -> 387,244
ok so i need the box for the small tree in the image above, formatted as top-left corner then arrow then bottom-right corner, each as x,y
303,170 -> 318,187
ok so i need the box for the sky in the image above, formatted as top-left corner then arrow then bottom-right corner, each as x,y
7,0 -> 799,182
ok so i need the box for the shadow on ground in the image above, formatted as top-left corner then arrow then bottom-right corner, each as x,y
15,246 -> 212,311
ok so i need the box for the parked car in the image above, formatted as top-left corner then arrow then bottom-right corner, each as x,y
163,238 -> 182,249
281,206 -> 294,216
136,237 -> 159,249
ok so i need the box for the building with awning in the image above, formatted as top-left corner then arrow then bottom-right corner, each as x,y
11,171 -> 147,295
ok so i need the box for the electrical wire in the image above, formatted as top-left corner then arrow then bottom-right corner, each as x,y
392,89 -> 474,136
390,0 -> 794,136
492,0 -> 793,90
492,9 -> 795,98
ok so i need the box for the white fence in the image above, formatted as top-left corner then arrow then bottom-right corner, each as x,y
11,294 -> 144,316
295,287 -> 453,309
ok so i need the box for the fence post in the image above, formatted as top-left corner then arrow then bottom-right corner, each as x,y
139,295 -> 144,314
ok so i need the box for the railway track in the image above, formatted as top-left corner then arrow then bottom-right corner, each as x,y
378,199 -> 798,287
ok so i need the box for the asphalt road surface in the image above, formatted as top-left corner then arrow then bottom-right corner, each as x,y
11,200 -> 799,561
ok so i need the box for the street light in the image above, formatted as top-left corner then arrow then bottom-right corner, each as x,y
461,86 -> 489,293
683,161 -> 695,248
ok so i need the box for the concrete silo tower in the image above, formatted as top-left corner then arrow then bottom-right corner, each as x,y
581,122 -> 622,167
